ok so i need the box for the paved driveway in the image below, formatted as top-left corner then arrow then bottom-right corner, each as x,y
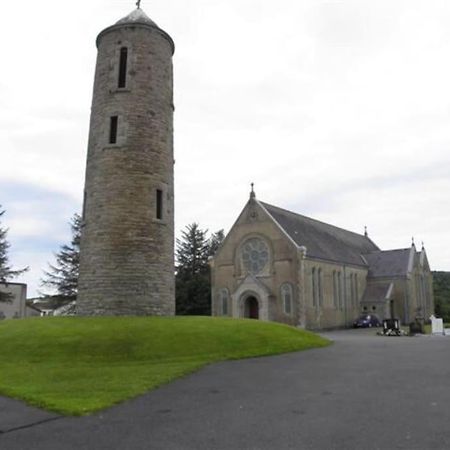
1,329 -> 449,450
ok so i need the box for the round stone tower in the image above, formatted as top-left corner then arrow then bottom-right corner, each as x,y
77,6 -> 175,315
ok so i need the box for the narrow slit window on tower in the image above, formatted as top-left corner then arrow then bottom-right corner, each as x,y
82,190 -> 87,221
118,47 -> 128,88
109,116 -> 118,144
156,189 -> 163,220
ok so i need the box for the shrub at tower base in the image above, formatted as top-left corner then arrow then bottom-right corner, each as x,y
0,317 -> 330,415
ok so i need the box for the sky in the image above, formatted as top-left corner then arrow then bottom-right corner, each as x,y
1,0 -> 450,298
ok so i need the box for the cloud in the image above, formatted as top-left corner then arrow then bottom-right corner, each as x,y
1,181 -> 80,297
2,0 -> 450,298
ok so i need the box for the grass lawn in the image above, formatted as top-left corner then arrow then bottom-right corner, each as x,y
0,316 -> 330,415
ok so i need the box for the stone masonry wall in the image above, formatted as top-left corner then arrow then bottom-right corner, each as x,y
77,23 -> 175,315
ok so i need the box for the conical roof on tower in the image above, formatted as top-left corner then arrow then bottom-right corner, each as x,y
96,6 -> 174,53
116,7 -> 158,27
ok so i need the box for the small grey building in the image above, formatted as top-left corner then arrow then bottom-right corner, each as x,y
0,283 -> 28,319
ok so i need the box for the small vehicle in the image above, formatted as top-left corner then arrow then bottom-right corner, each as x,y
353,314 -> 381,328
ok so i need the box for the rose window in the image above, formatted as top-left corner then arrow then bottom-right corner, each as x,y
241,238 -> 269,274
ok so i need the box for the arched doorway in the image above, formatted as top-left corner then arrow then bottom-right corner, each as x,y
244,296 -> 259,319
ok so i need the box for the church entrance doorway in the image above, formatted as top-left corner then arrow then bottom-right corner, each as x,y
244,296 -> 259,319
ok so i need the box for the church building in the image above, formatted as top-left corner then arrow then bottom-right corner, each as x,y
210,188 -> 434,329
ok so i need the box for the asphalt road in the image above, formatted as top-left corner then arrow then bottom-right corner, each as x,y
1,329 -> 449,450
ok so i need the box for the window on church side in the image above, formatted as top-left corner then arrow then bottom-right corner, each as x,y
220,289 -> 229,316
118,47 -> 128,88
337,272 -> 342,310
318,269 -> 323,307
420,274 -> 426,310
156,189 -> 163,220
312,268 -> 317,307
333,271 -> 338,308
424,276 -> 430,311
109,116 -> 118,144
281,283 -> 293,315
350,273 -> 355,307
415,274 -> 421,308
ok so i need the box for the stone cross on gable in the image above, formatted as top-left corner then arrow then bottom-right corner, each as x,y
250,182 -> 256,199
136,0 -> 142,9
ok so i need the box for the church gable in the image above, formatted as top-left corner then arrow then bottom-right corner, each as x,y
212,194 -> 298,266
419,249 -> 431,272
365,246 -> 432,279
211,191 -> 301,324
365,248 -> 412,279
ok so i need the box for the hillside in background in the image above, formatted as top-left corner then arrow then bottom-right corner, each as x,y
433,271 -> 450,322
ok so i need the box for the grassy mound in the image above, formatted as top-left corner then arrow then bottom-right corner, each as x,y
0,316 -> 330,415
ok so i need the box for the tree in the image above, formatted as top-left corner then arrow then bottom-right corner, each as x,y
176,223 -> 210,277
175,223 -> 210,315
175,224 -> 224,316
208,229 -> 225,257
41,213 -> 81,303
0,206 -> 28,303
433,271 -> 450,322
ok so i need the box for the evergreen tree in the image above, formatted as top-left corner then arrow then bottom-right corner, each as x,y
41,213 -> 81,303
175,223 -> 210,315
175,224 -> 224,316
176,223 -> 210,277
208,229 -> 225,257
0,206 -> 28,303
432,271 -> 450,322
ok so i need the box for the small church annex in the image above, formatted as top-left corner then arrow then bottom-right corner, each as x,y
210,188 -> 434,329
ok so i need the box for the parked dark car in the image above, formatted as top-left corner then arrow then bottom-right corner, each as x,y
353,314 -> 381,328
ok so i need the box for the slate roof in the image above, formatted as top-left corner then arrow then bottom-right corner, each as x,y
97,7 -> 175,54
260,202 -> 379,266
364,249 -> 411,278
361,282 -> 393,303
116,8 -> 158,27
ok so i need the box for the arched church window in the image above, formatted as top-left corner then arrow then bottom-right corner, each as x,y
333,271 -> 338,308
220,289 -> 229,316
420,275 -> 425,309
337,272 -> 342,310
415,274 -> 420,304
241,237 -> 269,275
281,283 -> 293,315
424,276 -> 430,311
312,268 -> 317,307
318,269 -> 323,306
350,273 -> 355,306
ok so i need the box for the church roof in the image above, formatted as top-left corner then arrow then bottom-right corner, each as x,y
260,202 -> 379,266
364,249 -> 411,278
116,8 -> 158,27
361,282 -> 393,303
